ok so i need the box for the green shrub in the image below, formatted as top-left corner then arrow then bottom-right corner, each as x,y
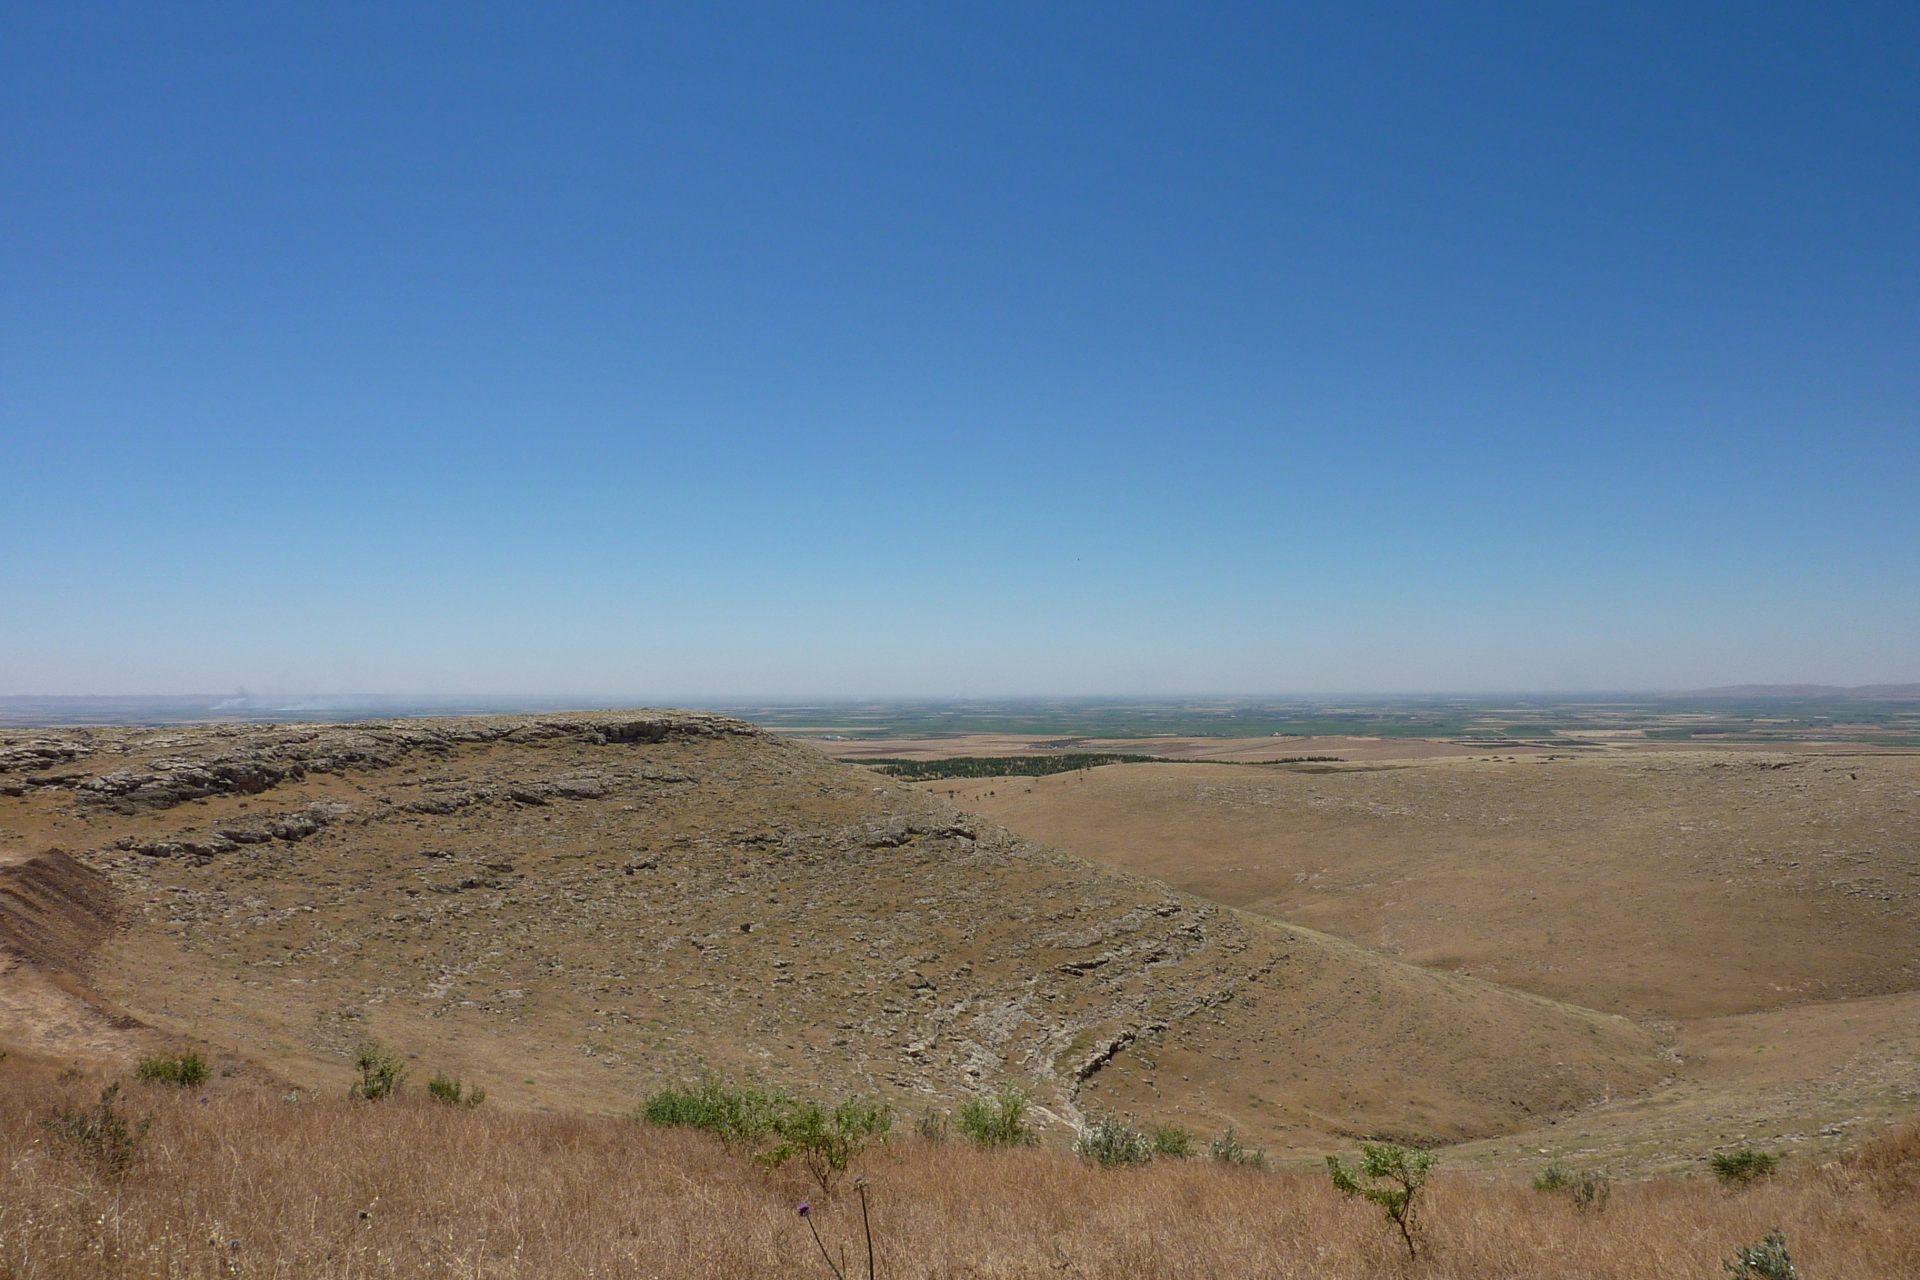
1327,1142 -> 1437,1261
761,1096 -> 893,1194
348,1042 -> 406,1102
135,1051 -> 210,1088
1724,1227 -> 1798,1279
1076,1114 -> 1154,1168
1711,1148 -> 1780,1185
1533,1162 -> 1572,1193
1534,1162 -> 1610,1211
1149,1123 -> 1194,1159
954,1084 -> 1037,1149
641,1076 -> 791,1148
43,1082 -> 151,1178
1208,1126 -> 1266,1168
426,1072 -> 486,1107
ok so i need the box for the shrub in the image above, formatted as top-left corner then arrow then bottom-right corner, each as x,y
135,1051 -> 210,1088
426,1073 -> 486,1107
1711,1148 -> 1780,1186
1327,1142 -> 1437,1260
1075,1114 -> 1153,1168
1149,1122 -> 1194,1159
954,1084 -> 1037,1149
348,1042 -> 406,1102
641,1076 -> 792,1148
1533,1162 -> 1572,1193
1534,1162 -> 1610,1211
1208,1126 -> 1266,1169
1723,1227 -> 1798,1279
42,1082 -> 151,1178
1569,1169 -> 1612,1212
761,1096 -> 893,1195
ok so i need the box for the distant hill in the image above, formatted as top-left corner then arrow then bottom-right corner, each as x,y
1684,683 -> 1920,700
0,710 -> 1663,1152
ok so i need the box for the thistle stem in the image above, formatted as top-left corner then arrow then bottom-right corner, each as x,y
804,1215 -> 846,1280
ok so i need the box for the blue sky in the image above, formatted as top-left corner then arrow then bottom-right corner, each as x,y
4,2 -> 1916,697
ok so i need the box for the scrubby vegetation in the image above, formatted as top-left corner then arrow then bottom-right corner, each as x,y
1713,1147 -> 1781,1185
1,1053 -> 1915,1279
1725,1227 -> 1799,1278
347,1042 -> 406,1102
953,1083 -> 1037,1149
1075,1114 -> 1154,1168
40,1081 -> 151,1178
425,1073 -> 486,1108
1535,1162 -> 1612,1211
1148,1122 -> 1194,1159
1208,1125 -> 1267,1168
133,1051 -> 209,1088
642,1076 -> 892,1194
642,1076 -> 795,1148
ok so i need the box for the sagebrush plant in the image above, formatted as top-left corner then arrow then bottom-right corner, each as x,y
1534,1162 -> 1610,1211
1149,1123 -> 1194,1159
1723,1227 -> 1798,1279
915,1110 -> 950,1143
1712,1148 -> 1780,1186
1076,1114 -> 1154,1168
760,1096 -> 893,1195
134,1052 -> 210,1088
1326,1142 -> 1436,1260
1208,1126 -> 1266,1169
426,1073 -> 486,1108
348,1043 -> 406,1102
641,1076 -> 791,1148
42,1082 -> 152,1178
1570,1169 -> 1612,1213
954,1084 -> 1037,1149
1533,1162 -> 1573,1193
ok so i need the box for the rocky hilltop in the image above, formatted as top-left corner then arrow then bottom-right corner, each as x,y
0,712 -> 1664,1148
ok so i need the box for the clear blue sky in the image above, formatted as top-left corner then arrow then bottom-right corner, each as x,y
4,2 -> 1916,697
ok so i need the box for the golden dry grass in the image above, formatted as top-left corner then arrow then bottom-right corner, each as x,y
2,1057 -> 1914,1280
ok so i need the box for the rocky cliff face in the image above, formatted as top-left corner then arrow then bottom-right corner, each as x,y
0,712 -> 1664,1147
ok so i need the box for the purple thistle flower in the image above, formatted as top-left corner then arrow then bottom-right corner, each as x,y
797,1201 -> 811,1218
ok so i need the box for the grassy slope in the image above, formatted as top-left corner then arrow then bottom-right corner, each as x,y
2,1055 -> 1915,1280
935,753 -> 1920,1018
934,751 -> 1920,1167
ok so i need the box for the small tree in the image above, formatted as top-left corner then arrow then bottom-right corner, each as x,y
761,1096 -> 893,1195
348,1042 -> 406,1102
1327,1142 -> 1436,1260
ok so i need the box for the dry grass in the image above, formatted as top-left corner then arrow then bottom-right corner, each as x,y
2,1060 -> 1914,1280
